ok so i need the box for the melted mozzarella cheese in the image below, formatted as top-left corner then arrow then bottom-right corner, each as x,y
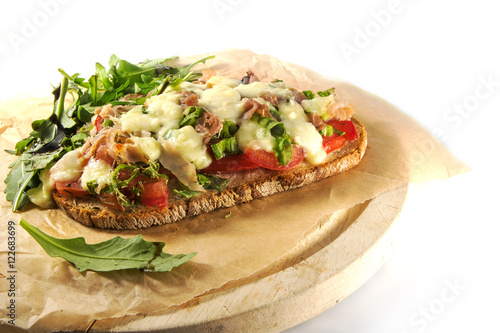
169,126 -> 212,169
165,81 -> 207,95
197,84 -> 245,122
158,137 -> 203,191
80,158 -> 113,192
206,76 -> 241,88
279,100 -> 326,165
301,94 -> 334,119
50,149 -> 84,182
235,120 -> 276,153
121,92 -> 183,137
132,136 -> 162,161
27,168 -> 55,209
234,81 -> 293,99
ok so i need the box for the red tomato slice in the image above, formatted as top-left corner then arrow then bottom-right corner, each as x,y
325,119 -> 358,141
54,181 -> 89,197
321,119 -> 358,154
322,134 -> 346,154
140,180 -> 169,208
244,145 -> 306,171
201,153 -> 259,173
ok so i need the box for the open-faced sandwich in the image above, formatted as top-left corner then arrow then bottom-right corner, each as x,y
4,55 -> 367,229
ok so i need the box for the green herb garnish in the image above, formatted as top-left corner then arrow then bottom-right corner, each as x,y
317,87 -> 335,97
302,90 -> 315,99
102,162 -> 168,208
211,137 -> 240,160
179,106 -> 204,128
219,120 -> 239,139
174,173 -> 228,198
251,115 -> 293,166
268,105 -> 281,120
197,173 -> 228,192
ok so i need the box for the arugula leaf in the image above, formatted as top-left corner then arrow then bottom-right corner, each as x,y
20,219 -> 196,272
174,173 -> 228,198
4,80 -> 72,210
12,137 -> 35,155
114,59 -> 156,87
179,106 -> 204,128
88,74 -> 99,105
273,136 -> 293,166
211,137 -> 240,160
169,55 -> 215,88
174,181 -> 201,198
251,115 -> 294,166
197,173 -> 228,192
317,87 -> 335,97
268,105 -> 281,120
219,120 -> 239,139
302,90 -> 315,99
5,158 -> 39,210
23,148 -> 65,171
319,124 -> 334,136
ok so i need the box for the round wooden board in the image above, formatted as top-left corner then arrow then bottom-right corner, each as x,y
86,184 -> 408,333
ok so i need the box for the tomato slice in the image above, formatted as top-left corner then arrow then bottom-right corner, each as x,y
201,153 -> 259,173
244,145 -> 306,171
325,119 -> 358,141
54,181 -> 89,197
322,134 -> 346,154
140,180 -> 169,208
322,119 -> 358,154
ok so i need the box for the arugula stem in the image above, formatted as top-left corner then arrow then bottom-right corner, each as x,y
157,76 -> 172,95
55,76 -> 69,121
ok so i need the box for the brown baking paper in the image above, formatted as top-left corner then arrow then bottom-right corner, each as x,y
0,49 -> 469,332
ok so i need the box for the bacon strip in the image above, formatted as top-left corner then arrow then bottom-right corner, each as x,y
307,112 -> 327,131
293,90 -> 307,104
259,92 -> 285,107
179,91 -> 199,107
241,70 -> 260,84
95,104 -> 135,124
82,127 -> 149,165
119,93 -> 144,102
241,98 -> 273,120
195,109 -> 223,144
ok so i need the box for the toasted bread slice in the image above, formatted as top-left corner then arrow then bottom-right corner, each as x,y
52,118 -> 367,229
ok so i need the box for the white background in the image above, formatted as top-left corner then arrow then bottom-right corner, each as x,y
1,1 -> 499,332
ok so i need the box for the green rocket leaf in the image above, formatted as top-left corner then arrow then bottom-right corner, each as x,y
20,219 -> 196,272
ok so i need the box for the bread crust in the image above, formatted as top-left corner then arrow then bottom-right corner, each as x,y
52,118 -> 367,229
